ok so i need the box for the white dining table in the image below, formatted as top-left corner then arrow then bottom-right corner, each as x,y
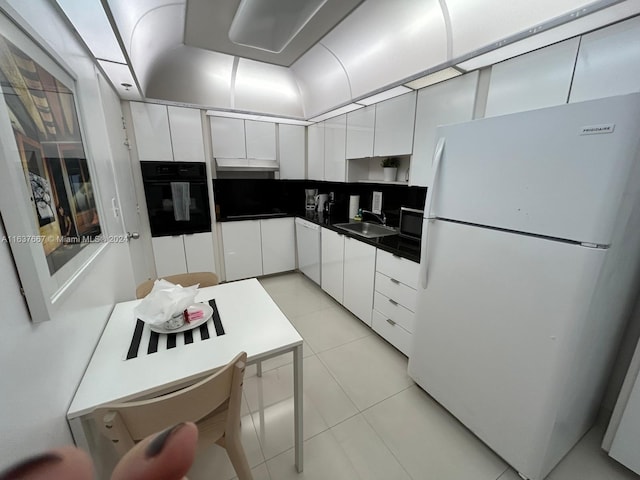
67,278 -> 304,473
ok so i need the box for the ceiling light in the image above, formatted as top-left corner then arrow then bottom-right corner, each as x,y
98,60 -> 140,100
55,0 -> 125,63
206,110 -> 311,126
229,0 -> 328,53
308,103 -> 363,123
356,86 -> 413,106
404,67 -> 464,89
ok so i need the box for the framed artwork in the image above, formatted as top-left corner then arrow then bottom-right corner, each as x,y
0,16 -> 105,322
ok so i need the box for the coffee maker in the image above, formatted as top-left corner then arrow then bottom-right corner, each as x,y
305,189 -> 317,210
315,194 -> 329,213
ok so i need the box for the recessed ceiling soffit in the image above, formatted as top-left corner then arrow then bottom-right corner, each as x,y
183,0 -> 365,67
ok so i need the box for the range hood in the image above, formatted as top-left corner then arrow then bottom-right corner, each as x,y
215,158 -> 279,171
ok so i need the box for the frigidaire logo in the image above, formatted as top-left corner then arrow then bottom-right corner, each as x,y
580,124 -> 615,135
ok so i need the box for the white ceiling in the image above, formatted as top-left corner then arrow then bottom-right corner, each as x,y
56,0 -> 640,119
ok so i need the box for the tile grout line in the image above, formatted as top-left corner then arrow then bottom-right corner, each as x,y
258,273 -> 420,475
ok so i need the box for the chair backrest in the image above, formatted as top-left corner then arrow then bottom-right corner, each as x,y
136,272 -> 219,299
93,351 -> 246,455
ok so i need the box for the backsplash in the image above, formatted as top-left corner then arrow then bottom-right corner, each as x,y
213,179 -> 426,227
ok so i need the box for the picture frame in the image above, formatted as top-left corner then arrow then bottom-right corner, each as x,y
0,13 -> 106,322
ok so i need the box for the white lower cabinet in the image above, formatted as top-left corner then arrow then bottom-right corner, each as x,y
321,228 -> 345,303
321,228 -> 376,325
372,249 -> 419,355
222,221 -> 263,281
372,309 -> 413,355
183,233 -> 216,273
343,237 -> 376,325
152,232 -> 215,278
222,218 -> 295,281
261,217 -> 296,275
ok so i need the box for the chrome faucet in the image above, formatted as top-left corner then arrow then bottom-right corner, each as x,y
361,209 -> 386,225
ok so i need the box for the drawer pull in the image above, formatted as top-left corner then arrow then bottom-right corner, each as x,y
388,298 -> 398,306
390,278 -> 400,284
386,318 -> 396,326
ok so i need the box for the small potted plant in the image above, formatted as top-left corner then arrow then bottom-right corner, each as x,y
381,157 -> 399,182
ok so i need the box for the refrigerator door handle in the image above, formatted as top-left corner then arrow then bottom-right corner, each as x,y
420,137 -> 445,289
425,137 -> 445,219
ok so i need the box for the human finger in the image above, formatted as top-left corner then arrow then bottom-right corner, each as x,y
0,446 -> 93,480
111,422 -> 198,480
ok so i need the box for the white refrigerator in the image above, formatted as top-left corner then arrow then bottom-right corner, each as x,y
408,93 -> 640,480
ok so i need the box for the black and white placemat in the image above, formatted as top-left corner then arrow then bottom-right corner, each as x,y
125,299 -> 225,360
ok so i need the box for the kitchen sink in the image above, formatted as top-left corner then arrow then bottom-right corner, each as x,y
334,222 -> 398,239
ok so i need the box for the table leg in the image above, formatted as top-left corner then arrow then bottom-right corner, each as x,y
68,416 -> 90,451
293,343 -> 304,472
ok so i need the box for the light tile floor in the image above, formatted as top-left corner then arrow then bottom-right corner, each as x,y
187,272 -> 639,480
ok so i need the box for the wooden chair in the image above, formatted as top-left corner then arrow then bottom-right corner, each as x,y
93,351 -> 252,480
136,272 -> 219,299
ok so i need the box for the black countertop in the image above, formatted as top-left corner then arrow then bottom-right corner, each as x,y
300,211 -> 421,263
218,211 -> 421,263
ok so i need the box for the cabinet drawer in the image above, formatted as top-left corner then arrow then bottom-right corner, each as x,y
374,292 -> 415,333
372,310 -> 412,356
376,249 -> 419,289
375,272 -> 417,312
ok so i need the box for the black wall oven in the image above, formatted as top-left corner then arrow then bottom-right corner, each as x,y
140,161 -> 211,237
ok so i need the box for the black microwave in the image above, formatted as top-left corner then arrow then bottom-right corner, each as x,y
399,207 -> 423,241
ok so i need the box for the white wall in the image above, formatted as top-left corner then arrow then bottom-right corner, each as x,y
0,226 -> 133,467
0,0 -> 135,469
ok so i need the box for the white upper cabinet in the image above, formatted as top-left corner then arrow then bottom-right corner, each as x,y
210,117 -> 276,160
278,124 -> 306,179
307,122 -> 324,181
245,120 -> 276,159
569,16 -> 640,103
346,105 -> 375,159
411,72 -> 478,187
130,102 -> 205,162
324,114 -> 347,182
210,117 -> 246,158
373,92 -> 416,157
485,38 -> 579,117
130,102 -> 173,161
167,106 -> 205,162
